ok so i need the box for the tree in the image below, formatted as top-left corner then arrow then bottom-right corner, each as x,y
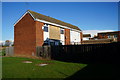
5,40 -> 12,46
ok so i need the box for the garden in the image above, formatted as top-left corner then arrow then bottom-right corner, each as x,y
2,57 -> 87,79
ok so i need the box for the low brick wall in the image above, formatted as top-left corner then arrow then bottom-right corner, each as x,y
82,39 -> 113,44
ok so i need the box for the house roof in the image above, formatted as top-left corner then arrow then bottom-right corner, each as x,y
98,31 -> 120,35
28,10 -> 81,31
83,34 -> 91,37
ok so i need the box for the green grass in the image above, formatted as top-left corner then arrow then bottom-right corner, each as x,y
2,57 -> 87,79
0,57 -> 2,79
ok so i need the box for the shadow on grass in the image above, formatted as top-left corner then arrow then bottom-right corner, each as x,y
64,64 -> 119,80
52,43 -> 120,79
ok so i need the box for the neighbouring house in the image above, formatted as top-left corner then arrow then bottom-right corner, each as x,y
82,31 -> 120,44
5,40 -> 12,46
83,34 -> 91,40
14,10 -> 82,56
89,35 -> 98,40
98,31 -> 120,42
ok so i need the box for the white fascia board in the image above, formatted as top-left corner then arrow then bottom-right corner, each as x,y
70,29 -> 82,33
36,19 -> 71,29
36,19 -> 82,33
27,11 -> 36,21
14,11 -> 36,26
14,11 -> 28,26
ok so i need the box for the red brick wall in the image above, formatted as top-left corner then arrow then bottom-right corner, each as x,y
98,34 -> 102,39
35,21 -> 44,46
65,29 -> 70,45
98,33 -> 108,39
14,13 -> 36,56
98,32 -> 120,42
80,32 -> 83,42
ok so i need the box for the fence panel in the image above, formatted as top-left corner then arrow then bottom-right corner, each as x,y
5,47 -> 14,56
36,42 -> 120,63
52,42 -> 119,63
36,46 -> 51,59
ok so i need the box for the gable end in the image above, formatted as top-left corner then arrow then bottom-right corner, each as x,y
14,11 -> 36,26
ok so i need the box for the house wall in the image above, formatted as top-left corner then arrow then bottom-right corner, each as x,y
60,29 -> 65,45
83,37 -> 90,40
98,32 -> 120,42
35,21 -> 44,46
70,30 -> 80,44
43,25 -> 49,41
98,33 -> 108,39
80,32 -> 83,42
49,25 -> 60,40
65,29 -> 70,45
14,13 -> 36,56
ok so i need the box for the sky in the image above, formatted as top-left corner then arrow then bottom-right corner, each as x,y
2,0 -> 120,2
2,2 -> 118,41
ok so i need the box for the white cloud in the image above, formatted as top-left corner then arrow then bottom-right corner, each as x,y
0,40 -> 14,43
9,40 -> 14,42
0,40 -> 14,46
83,30 -> 114,37
0,41 -> 5,45
0,41 -> 5,43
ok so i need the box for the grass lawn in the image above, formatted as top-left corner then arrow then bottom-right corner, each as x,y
0,57 -> 2,79
2,57 -> 87,79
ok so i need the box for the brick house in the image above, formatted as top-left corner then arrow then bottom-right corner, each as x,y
98,31 -> 120,42
83,34 -> 91,40
14,10 -> 82,56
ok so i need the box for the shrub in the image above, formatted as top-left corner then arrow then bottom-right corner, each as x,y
0,49 -> 6,56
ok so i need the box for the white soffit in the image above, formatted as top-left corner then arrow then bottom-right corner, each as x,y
36,19 -> 81,33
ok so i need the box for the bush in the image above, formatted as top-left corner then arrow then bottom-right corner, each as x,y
0,49 -> 6,56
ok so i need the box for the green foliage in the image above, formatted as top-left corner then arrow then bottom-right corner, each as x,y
2,57 -> 87,78
12,44 -> 14,46
0,48 -> 6,56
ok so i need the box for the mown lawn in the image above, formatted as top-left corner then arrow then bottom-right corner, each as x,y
2,57 -> 87,79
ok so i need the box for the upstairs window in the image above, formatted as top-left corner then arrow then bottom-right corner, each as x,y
101,34 -> 105,37
101,34 -> 105,38
43,24 -> 48,32
114,34 -> 117,38
108,35 -> 111,38
60,29 -> 64,34
44,26 -> 48,32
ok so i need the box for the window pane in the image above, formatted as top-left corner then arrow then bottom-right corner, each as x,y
108,35 -> 110,38
60,29 -> 64,34
114,35 -> 117,38
44,27 -> 48,32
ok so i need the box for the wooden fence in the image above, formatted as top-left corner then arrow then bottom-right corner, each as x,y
36,46 -> 51,59
36,42 -> 120,63
5,47 -> 14,56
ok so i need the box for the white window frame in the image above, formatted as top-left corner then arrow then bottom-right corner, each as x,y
43,24 -> 49,32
